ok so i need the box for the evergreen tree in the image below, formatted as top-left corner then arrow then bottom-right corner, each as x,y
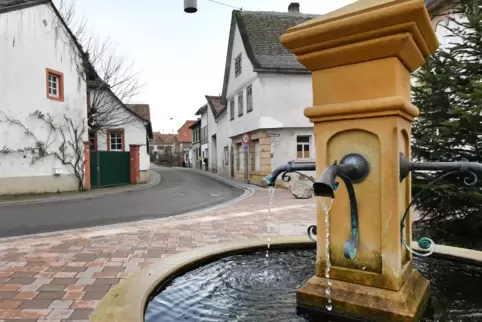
411,0 -> 482,247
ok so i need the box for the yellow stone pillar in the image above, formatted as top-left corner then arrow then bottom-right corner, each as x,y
280,0 -> 438,321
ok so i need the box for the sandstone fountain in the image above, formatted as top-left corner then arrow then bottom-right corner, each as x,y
275,0 -> 464,320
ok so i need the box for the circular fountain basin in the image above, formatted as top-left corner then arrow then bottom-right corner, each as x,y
89,236 -> 482,322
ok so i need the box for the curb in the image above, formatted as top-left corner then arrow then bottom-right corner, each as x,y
0,170 -> 161,207
175,167 -> 258,191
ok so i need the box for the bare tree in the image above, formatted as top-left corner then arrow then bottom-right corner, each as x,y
56,0 -> 143,134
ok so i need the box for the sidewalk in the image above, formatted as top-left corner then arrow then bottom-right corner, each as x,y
0,188 -> 315,321
0,170 -> 161,207
176,166 -> 264,190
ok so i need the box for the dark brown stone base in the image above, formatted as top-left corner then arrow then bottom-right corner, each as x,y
297,270 -> 430,322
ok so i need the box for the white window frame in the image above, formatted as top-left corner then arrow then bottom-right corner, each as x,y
296,135 -> 312,160
230,98 -> 235,121
48,74 -> 59,97
246,85 -> 253,112
234,53 -> 242,77
224,146 -> 229,165
109,131 -> 123,151
238,91 -> 244,116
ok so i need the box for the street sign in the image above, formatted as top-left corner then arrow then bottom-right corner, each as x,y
243,145 -> 249,151
242,133 -> 250,144
267,132 -> 280,137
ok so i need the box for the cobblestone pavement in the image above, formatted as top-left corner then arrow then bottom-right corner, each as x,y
0,188 -> 316,321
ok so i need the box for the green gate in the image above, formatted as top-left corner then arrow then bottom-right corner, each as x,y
90,151 -> 130,188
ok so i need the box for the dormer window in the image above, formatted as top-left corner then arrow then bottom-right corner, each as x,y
234,53 -> 242,77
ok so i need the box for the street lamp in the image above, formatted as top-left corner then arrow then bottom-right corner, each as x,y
184,0 -> 197,13
184,0 -> 241,14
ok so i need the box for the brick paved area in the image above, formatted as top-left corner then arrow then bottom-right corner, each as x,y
0,188 -> 315,321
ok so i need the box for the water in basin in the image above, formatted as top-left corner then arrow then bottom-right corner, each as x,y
145,247 -> 482,321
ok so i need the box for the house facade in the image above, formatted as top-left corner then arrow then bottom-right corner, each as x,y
212,3 -> 317,185
177,120 -> 196,166
194,105 -> 209,170
0,0 -> 88,195
150,133 -> 179,156
205,96 -> 225,173
188,120 -> 202,169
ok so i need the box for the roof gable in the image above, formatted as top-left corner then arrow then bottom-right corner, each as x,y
236,10 -> 318,71
177,120 -> 196,143
126,104 -> 151,121
152,132 -> 178,145
205,95 -> 225,118
221,9 -> 317,103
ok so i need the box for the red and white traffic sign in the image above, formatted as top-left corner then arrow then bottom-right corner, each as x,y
242,133 -> 250,144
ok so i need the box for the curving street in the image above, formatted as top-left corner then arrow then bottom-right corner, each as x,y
0,167 -> 244,238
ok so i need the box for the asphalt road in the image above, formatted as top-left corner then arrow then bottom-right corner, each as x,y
0,167 -> 244,238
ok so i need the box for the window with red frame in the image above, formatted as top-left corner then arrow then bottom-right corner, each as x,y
46,69 -> 64,101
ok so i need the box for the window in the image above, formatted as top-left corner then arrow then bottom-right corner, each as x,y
46,69 -> 64,101
88,131 -> 97,151
238,91 -> 243,116
234,53 -> 242,77
246,85 -> 253,112
224,146 -> 229,165
165,146 -> 172,153
108,129 -> 124,152
296,135 -> 311,159
254,140 -> 260,171
230,98 -> 235,121
201,126 -> 207,142
236,143 -> 241,170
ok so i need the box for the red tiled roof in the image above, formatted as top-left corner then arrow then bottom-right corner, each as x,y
152,132 -> 178,144
178,120 -> 196,143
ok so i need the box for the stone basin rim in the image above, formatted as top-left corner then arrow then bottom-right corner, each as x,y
88,236 -> 482,322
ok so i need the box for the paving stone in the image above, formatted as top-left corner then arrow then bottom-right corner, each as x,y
0,293 -> 18,300
19,300 -> 52,309
15,309 -> 51,319
37,285 -> 65,292
0,308 -> 20,318
68,308 -> 92,319
48,300 -> 73,309
34,292 -> 65,300
0,300 -> 22,309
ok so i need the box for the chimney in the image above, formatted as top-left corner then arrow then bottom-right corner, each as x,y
288,2 -> 300,13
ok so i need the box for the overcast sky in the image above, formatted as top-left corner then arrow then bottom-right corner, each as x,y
64,0 -> 355,133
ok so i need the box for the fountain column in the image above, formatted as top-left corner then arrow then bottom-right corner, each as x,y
280,0 -> 438,321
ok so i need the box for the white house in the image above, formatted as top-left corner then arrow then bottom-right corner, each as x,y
188,119 -> 202,169
213,3 -> 318,185
0,0 -> 88,195
205,96 -> 225,173
194,105 -> 209,170
87,92 -> 152,184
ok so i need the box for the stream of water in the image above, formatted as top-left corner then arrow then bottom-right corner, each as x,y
318,196 -> 334,311
265,186 -> 276,276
